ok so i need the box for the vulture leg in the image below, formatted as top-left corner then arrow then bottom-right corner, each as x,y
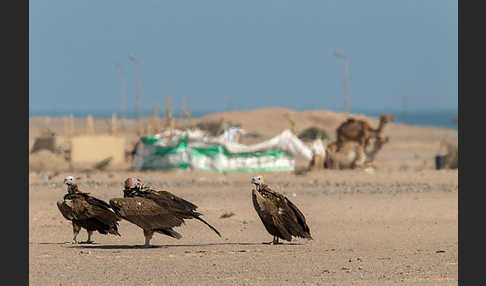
272,236 -> 282,245
72,222 -> 81,244
143,229 -> 154,248
86,231 -> 94,244
264,236 -> 281,245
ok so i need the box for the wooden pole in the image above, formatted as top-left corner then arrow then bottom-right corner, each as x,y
64,116 -> 69,137
151,105 -> 159,133
111,113 -> 117,135
284,112 -> 296,134
69,114 -> 75,137
401,95 -> 408,124
86,115 -> 95,135
182,96 -> 192,129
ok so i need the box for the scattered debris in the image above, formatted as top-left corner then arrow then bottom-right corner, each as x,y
220,212 -> 235,219
94,157 -> 113,170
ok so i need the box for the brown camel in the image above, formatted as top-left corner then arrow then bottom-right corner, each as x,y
336,114 -> 395,150
324,136 -> 389,169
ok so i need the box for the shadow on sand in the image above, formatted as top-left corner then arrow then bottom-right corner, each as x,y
65,241 -> 303,250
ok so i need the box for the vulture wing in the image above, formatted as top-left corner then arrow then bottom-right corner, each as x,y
260,184 -> 312,240
67,195 -> 120,230
109,197 -> 186,230
58,194 -> 121,236
284,197 -> 312,238
82,193 -> 113,210
138,190 -> 199,216
57,200 -> 74,220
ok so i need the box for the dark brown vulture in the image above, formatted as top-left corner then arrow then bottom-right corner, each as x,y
251,175 -> 312,244
109,178 -> 221,247
57,176 -> 121,244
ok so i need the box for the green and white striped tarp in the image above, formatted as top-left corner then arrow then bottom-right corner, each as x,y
132,134 -> 295,172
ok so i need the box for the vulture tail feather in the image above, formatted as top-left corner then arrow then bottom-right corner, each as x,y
193,215 -> 221,237
155,228 -> 182,239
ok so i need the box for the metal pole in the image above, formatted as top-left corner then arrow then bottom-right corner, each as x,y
334,50 -> 350,113
135,61 -> 140,120
116,64 -> 126,120
129,54 -> 141,121
343,58 -> 349,113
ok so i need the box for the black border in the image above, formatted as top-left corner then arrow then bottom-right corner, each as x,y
458,0 -> 482,285
3,0 -> 29,284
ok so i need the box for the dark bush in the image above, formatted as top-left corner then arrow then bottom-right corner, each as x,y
298,127 -> 329,142
195,119 -> 241,136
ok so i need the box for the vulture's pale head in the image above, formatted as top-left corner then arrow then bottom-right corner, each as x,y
64,176 -> 75,186
251,176 -> 264,188
123,177 -> 142,197
124,177 -> 142,189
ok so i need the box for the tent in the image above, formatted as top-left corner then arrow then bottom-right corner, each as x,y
132,129 -> 324,172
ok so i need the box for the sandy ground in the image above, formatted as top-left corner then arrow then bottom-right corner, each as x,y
29,108 -> 458,285
29,170 -> 457,285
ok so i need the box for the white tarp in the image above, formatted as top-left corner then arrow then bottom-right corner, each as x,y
133,129 -> 324,172
188,129 -> 316,161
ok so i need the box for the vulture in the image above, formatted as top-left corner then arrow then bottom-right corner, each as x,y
109,178 -> 221,247
56,176 -> 121,243
251,175 -> 312,244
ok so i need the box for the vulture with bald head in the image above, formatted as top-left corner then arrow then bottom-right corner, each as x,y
56,176 -> 121,244
251,175 -> 312,244
109,178 -> 221,247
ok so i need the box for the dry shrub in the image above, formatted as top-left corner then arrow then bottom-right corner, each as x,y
195,119 -> 241,136
298,127 -> 329,142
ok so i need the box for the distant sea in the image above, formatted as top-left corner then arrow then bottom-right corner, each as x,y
29,108 -> 458,131
351,108 -> 458,131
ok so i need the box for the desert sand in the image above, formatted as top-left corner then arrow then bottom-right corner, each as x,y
29,108 -> 458,285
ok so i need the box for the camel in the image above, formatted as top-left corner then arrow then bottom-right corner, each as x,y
336,114 -> 395,151
324,136 -> 390,170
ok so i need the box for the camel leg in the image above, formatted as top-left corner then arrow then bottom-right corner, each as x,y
364,138 -> 371,152
361,136 -> 369,150
142,229 -> 154,248
353,148 -> 366,169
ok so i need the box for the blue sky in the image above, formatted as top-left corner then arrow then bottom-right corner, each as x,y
29,0 -> 457,114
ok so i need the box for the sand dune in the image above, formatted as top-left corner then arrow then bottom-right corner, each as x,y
29,108 -> 458,285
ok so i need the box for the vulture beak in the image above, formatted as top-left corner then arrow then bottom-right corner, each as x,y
251,178 -> 258,186
251,176 -> 263,187
63,176 -> 74,186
